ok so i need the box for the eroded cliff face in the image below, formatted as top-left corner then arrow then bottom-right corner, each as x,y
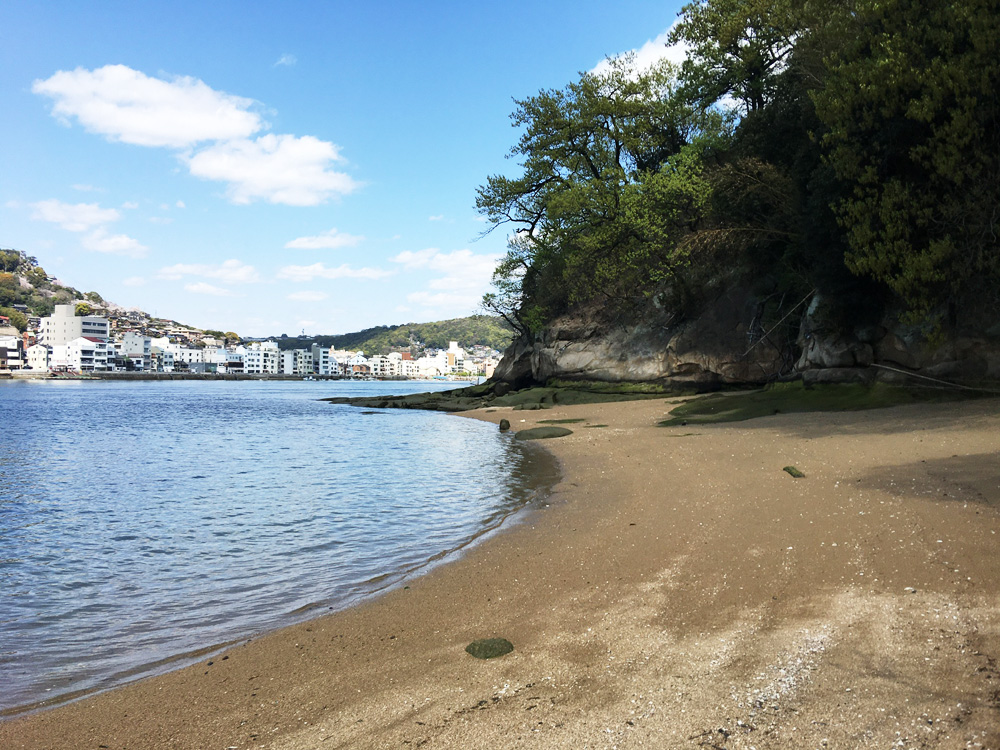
494,288 -> 1000,389
494,287 -> 792,389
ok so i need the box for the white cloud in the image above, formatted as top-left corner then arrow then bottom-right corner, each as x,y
158,258 -> 261,283
274,54 -> 298,67
175,200 -> 186,209
122,201 -> 139,210
287,290 -> 329,302
284,227 -> 364,250
81,228 -> 149,258
184,282 -> 236,297
122,276 -> 146,287
186,134 -> 358,206
33,64 -> 263,148
390,248 -> 502,314
30,199 -> 120,232
591,22 -> 688,76
277,262 -> 391,283
392,248 -> 500,289
428,214 -> 445,221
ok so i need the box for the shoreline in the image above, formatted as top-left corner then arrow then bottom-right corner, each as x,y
2,397 -> 999,748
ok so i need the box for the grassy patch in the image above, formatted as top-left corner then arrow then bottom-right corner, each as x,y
783,465 -> 806,478
658,382 -> 974,427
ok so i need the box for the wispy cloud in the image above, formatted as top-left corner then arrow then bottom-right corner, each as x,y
28,199 -> 148,257
428,214 -> 445,221
30,199 -> 119,231
158,258 -> 261,284
185,134 -> 358,206
591,21 -> 688,76
82,228 -> 149,258
33,64 -> 358,206
284,227 -> 364,250
277,262 -> 391,283
274,54 -> 297,68
390,247 -> 502,314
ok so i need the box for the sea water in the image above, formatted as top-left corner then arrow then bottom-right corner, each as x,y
0,379 -> 557,715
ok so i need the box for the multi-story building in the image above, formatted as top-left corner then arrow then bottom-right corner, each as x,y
26,343 -> 49,371
39,305 -> 110,346
118,332 -> 152,371
50,337 -> 110,372
280,349 -> 312,375
240,341 -> 280,374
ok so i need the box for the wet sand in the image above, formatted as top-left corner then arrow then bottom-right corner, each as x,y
2,397 -> 999,749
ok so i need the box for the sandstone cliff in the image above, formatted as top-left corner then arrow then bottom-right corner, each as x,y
493,286 -> 1000,391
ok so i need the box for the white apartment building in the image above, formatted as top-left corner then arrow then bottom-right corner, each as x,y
51,337 -> 110,372
240,341 -> 280,374
118,332 -> 152,371
280,349 -> 313,375
27,343 -> 49,371
39,304 -> 110,346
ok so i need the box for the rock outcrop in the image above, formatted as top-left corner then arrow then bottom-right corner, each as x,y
496,286 -> 793,389
494,287 -> 1000,390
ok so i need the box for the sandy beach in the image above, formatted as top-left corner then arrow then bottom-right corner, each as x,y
2,396 -> 999,749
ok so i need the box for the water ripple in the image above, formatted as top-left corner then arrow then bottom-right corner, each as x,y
0,379 -> 558,716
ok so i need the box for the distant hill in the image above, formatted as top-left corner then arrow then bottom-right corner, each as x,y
275,316 -> 514,355
2,248 -> 513,352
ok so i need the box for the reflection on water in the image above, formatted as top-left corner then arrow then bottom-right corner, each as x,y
0,379 -> 557,715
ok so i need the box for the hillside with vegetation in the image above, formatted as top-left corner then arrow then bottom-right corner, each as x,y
0,249 -> 90,331
479,0 -> 999,387
276,315 -> 513,355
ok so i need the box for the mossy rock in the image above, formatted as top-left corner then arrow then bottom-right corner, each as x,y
465,637 -> 514,659
515,426 -> 573,441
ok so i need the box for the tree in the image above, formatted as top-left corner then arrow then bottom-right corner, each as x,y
812,0 -> 1000,317
0,306 -> 28,332
75,302 -> 92,317
669,0 -> 801,115
477,56 -> 727,332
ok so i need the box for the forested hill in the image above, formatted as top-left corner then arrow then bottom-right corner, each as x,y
478,0 -> 999,386
275,316 -> 513,355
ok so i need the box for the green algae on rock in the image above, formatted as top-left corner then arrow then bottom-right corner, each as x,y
465,638 -> 514,659
514,426 -> 574,441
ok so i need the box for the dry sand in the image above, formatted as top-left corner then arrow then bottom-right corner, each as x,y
2,397 -> 999,749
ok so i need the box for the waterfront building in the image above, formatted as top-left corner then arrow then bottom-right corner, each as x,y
26,343 -> 49,371
240,341 -> 280,374
0,334 -> 24,370
50,337 -> 110,372
39,304 -> 110,346
280,349 -> 312,375
118,332 -> 152,371
150,346 -> 174,372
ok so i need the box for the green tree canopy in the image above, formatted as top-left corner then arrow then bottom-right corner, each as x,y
477,56 -> 729,333
812,0 -> 1000,317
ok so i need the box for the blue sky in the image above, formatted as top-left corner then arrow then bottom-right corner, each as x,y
1,1 -> 685,336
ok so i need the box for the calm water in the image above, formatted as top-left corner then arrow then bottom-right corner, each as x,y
0,379 -> 558,716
